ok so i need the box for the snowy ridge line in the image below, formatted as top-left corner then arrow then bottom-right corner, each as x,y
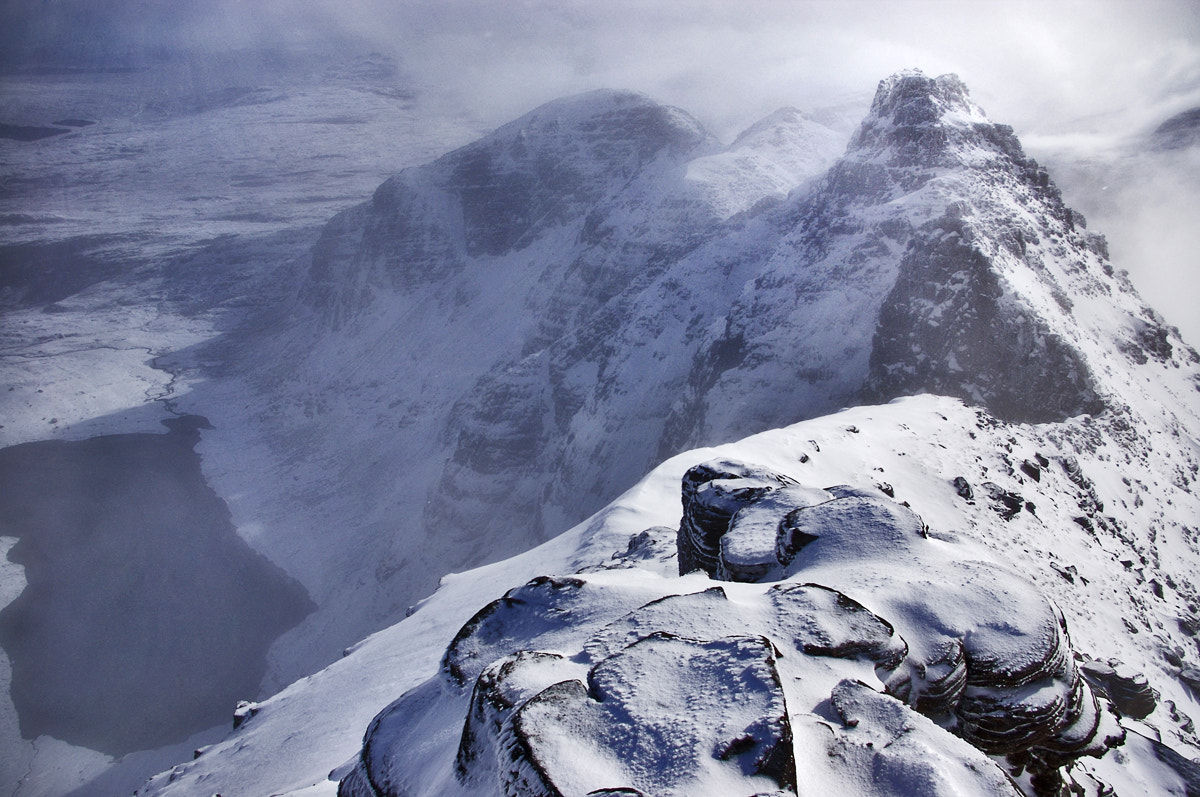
136,395 -> 1200,797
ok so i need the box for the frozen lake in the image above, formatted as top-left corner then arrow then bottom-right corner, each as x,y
0,416 -> 313,756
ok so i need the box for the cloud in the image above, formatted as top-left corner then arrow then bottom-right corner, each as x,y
6,0 -> 1197,138
4,0 -> 1199,341
338,0 -> 1200,141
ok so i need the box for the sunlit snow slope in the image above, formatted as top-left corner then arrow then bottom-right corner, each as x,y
138,394 -> 1200,797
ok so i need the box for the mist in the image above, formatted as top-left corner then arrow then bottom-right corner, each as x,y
3,0 -> 1197,341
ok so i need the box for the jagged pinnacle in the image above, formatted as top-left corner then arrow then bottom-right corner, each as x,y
848,70 -> 995,167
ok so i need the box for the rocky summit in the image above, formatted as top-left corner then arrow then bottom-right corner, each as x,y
338,460 -> 1124,797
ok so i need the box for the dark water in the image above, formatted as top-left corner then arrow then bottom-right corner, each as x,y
0,123 -> 71,141
0,416 -> 313,756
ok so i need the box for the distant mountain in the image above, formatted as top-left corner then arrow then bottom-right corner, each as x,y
197,70 -> 1198,696
1151,107 -> 1200,151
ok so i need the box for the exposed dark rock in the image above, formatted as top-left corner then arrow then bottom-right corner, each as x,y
1182,615 -> 1200,637
1080,660 -> 1158,719
850,72 -> 990,169
1181,667 -> 1200,693
905,639 -> 968,715
232,700 -> 259,730
1051,562 -> 1077,584
1119,316 -> 1176,365
866,214 -> 1103,424
677,459 -> 799,576
1137,320 -> 1175,362
953,475 -> 974,500
982,481 -> 1024,520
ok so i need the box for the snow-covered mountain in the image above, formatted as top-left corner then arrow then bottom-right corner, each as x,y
172,87 -> 849,685
127,70 -> 1200,797
181,70 -> 1196,690
138,389 -> 1200,795
2,68 -> 1199,796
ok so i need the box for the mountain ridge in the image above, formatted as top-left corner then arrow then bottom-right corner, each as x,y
2,67 -> 1187,797
138,390 -> 1200,797
180,70 -> 1198,694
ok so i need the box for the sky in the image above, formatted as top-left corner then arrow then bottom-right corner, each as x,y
5,0 -> 1199,137
3,0 -> 1199,340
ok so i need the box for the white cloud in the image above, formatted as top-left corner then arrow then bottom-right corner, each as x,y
6,0 -> 1199,341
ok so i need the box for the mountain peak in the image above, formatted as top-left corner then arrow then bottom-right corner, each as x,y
870,70 -> 976,125
847,70 -> 999,167
482,88 -> 714,163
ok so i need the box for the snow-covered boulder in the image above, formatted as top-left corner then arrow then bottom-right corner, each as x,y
338,459 -> 1122,797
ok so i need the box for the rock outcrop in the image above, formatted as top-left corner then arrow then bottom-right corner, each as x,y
339,459 -> 1123,797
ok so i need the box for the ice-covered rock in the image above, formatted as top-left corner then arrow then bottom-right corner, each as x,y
1081,659 -> 1159,720
677,458 -> 804,577
677,458 -> 1123,768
